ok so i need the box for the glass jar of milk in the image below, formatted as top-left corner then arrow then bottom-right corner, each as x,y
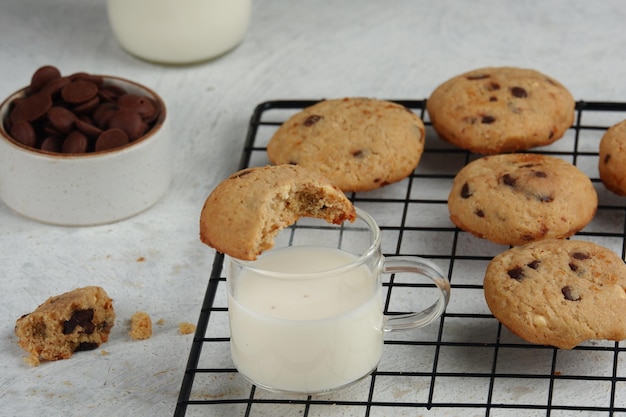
107,0 -> 251,64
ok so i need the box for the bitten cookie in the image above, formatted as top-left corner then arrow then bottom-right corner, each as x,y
266,97 -> 425,192
199,164 -> 356,260
484,239 -> 626,349
448,153 -> 597,246
15,286 -> 115,366
599,119 -> 626,195
427,67 -> 575,154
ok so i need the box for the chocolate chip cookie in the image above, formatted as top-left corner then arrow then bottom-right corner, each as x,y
599,119 -> 626,195
427,67 -> 575,154
15,286 -> 115,366
484,239 -> 626,349
448,153 -> 597,246
266,97 -> 426,192
199,164 -> 356,260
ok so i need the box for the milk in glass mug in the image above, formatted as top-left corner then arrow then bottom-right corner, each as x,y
226,207 -> 450,394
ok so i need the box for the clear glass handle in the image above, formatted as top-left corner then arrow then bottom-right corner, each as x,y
381,256 -> 451,332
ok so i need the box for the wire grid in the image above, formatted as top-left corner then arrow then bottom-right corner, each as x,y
175,99 -> 626,417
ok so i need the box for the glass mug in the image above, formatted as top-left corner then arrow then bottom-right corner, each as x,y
226,207 -> 450,395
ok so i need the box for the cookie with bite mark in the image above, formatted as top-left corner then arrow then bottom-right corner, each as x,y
266,97 -> 426,192
484,239 -> 626,349
199,164 -> 356,260
447,153 -> 597,246
427,67 -> 575,154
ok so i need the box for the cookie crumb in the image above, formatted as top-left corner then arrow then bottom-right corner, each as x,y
129,311 -> 152,340
156,318 -> 165,326
178,322 -> 196,335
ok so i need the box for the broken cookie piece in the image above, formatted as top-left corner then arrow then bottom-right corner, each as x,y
15,286 -> 115,366
199,164 -> 356,260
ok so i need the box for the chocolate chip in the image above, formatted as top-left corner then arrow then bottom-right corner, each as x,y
534,171 -> 547,178
461,182 -> 472,198
62,309 -> 95,334
501,174 -> 516,187
98,85 -> 128,102
486,82 -> 500,91
40,76 -> 71,96
75,117 -> 103,138
9,121 -> 37,147
30,65 -> 62,93
95,128 -> 129,151
92,102 -> 118,129
68,72 -> 104,88
62,131 -> 89,153
74,342 -> 99,352
481,115 -> 496,124
10,92 -> 52,123
467,74 -> 490,80
572,252 -> 590,260
475,209 -> 485,217
569,263 -> 578,272
107,108 -> 146,140
303,115 -> 322,126
352,149 -> 365,158
604,154 -> 611,164
61,80 -> 99,104
72,95 -> 100,114
562,286 -> 581,301
507,267 -> 524,280
489,96 -> 498,102
47,106 -> 76,134
511,87 -> 528,98
118,94 -> 157,120
527,260 -> 541,269
40,136 -> 64,153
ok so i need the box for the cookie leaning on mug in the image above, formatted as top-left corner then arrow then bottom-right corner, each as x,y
199,164 -> 356,260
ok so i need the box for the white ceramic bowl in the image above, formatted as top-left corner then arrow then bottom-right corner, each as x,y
0,76 -> 171,226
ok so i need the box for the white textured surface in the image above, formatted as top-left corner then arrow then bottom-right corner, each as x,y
1,1 -> 626,416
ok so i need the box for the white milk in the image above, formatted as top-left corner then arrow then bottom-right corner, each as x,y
107,0 -> 251,64
228,245 -> 384,393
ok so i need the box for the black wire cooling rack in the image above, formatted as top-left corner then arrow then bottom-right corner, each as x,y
174,99 -> 626,417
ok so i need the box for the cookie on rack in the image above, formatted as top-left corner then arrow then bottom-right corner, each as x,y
447,153 -> 597,246
484,238 -> 626,349
599,119 -> 626,195
266,97 -> 425,192
426,67 -> 575,154
199,164 -> 356,261
15,286 -> 115,366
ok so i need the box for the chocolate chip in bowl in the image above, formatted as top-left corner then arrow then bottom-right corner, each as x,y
0,66 -> 171,226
